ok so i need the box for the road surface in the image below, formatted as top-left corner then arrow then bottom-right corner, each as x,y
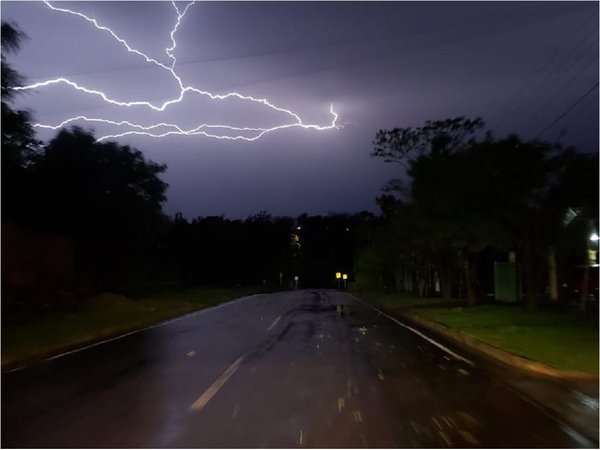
2,290 -> 594,447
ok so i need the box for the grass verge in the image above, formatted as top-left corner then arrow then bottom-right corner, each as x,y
2,286 -> 267,368
355,289 -> 599,374
414,305 -> 599,374
351,288 -> 460,310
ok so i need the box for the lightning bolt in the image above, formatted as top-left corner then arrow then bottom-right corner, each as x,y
14,1 -> 341,142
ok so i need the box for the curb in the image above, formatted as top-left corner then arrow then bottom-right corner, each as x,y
351,295 -> 598,445
395,310 -> 599,445
402,311 -> 599,383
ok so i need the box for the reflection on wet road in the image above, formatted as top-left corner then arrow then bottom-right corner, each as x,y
1,290 -> 594,447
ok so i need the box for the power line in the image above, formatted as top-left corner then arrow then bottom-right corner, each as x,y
23,6 -> 586,81
521,49 -> 598,131
30,12 -> 565,120
495,24 -> 595,132
534,81 -> 598,139
495,12 -> 598,132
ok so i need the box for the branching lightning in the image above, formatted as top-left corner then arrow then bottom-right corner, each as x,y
14,1 -> 341,142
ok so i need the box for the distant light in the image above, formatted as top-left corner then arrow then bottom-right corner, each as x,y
591,233 -> 599,242
297,226 -> 302,230
342,274 -> 348,280
336,272 -> 342,279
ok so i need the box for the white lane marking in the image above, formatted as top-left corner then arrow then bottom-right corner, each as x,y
267,315 -> 282,331
189,356 -> 245,412
348,294 -> 473,366
4,294 -> 264,374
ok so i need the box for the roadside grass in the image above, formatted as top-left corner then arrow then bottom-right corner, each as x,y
414,305 -> 599,374
1,286 -> 266,368
354,289 -> 599,374
351,288 -> 461,310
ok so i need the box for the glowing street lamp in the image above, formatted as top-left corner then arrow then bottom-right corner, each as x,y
342,273 -> 348,288
580,223 -> 598,311
335,272 -> 341,288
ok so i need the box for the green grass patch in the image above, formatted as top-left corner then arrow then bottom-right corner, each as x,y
2,286 -> 266,368
351,288 -> 460,311
414,305 -> 599,374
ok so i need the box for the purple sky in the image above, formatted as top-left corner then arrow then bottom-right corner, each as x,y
3,1 -> 598,219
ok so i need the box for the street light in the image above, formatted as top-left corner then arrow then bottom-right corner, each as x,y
335,272 -> 341,288
342,273 -> 348,289
580,222 -> 597,311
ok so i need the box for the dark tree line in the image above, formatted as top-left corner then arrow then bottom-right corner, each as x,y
165,211 -> 375,289
166,212 -> 294,287
357,117 -> 599,310
293,212 -> 377,287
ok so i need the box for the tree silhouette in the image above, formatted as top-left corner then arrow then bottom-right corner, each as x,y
1,21 -> 41,223
368,118 -> 597,308
372,117 -> 485,168
32,127 -> 169,289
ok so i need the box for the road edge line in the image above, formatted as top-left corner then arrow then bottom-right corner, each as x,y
4,294 -> 264,374
347,294 -> 473,365
347,293 -> 599,447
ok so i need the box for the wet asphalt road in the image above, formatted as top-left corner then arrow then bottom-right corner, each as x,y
1,290 -> 594,448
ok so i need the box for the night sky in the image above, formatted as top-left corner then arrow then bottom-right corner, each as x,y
3,1 -> 598,219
